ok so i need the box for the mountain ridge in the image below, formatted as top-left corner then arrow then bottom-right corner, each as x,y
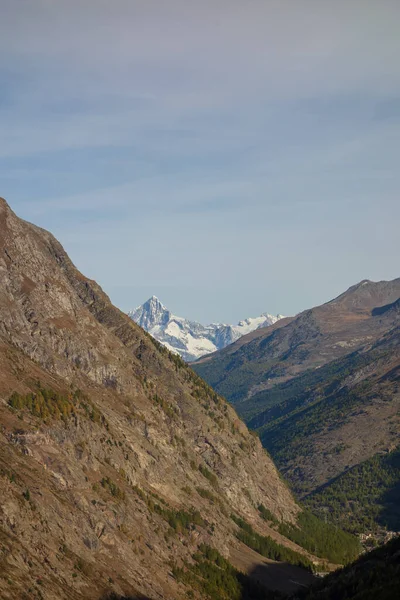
194,278 -> 400,400
193,276 -> 400,535
129,295 -> 284,361
1,196 -> 347,600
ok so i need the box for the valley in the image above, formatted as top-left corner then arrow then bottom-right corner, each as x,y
0,197 -> 398,599
2,3 -> 399,598
0,197 -> 360,600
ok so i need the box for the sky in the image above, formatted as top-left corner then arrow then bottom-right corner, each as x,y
0,0 -> 399,324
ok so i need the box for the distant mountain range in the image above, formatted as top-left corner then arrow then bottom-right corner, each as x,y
129,295 -> 284,361
194,278 -> 400,536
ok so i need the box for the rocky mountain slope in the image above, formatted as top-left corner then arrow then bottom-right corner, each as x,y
252,324 -> 400,496
129,296 -> 283,362
193,280 -> 400,533
0,197 -> 354,600
194,279 -> 400,403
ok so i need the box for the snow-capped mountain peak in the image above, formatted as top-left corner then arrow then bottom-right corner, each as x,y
128,298 -> 284,362
131,295 -> 171,331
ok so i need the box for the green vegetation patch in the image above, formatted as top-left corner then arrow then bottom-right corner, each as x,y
152,393 -> 178,419
305,447 -> 400,534
258,504 -> 279,525
101,477 -> 125,500
8,385 -> 107,427
172,543 -> 282,600
278,510 -> 360,564
196,488 -> 227,514
133,486 -> 204,533
8,388 -> 75,421
231,514 -> 314,571
198,464 -> 219,487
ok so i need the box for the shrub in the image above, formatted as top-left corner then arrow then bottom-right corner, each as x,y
198,464 -> 218,487
172,543 -> 280,600
8,386 -> 106,427
231,514 -> 313,571
278,510 -> 361,564
100,477 -> 125,500
258,504 -> 279,525
133,486 -> 204,532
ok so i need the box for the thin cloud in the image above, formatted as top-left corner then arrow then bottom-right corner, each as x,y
0,1 -> 399,322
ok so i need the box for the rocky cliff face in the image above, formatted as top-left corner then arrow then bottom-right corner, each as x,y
0,198 -> 312,600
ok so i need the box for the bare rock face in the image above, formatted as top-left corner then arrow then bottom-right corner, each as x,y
0,197 -> 146,388
0,198 -> 310,600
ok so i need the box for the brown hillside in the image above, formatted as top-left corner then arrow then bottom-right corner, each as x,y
0,197 -> 320,600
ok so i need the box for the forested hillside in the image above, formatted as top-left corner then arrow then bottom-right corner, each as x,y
194,283 -> 400,537
295,537 -> 400,600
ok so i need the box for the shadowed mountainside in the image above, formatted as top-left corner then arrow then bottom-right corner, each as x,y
293,536 -> 400,600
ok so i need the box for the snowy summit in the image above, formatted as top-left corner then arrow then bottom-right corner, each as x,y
129,296 -> 284,362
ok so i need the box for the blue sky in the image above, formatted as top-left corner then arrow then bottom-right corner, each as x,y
1,1 -> 399,323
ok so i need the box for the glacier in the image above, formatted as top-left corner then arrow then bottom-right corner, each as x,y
129,296 -> 283,362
